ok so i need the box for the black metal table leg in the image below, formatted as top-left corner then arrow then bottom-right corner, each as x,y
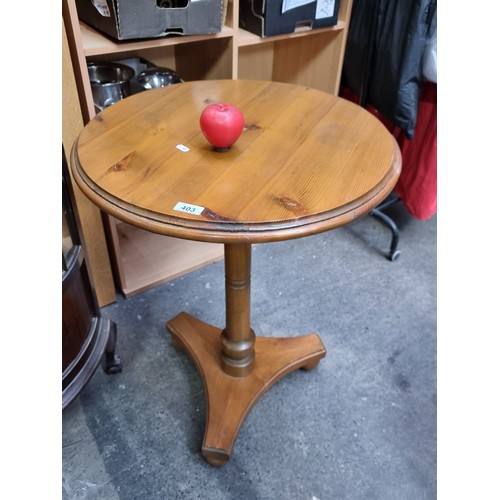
369,206 -> 401,261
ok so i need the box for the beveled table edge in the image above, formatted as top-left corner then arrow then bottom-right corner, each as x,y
71,136 -> 401,244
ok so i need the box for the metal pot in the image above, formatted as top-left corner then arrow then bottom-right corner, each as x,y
137,67 -> 183,90
87,62 -> 135,111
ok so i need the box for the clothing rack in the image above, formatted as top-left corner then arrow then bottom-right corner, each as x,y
346,0 -> 402,262
341,0 -> 437,260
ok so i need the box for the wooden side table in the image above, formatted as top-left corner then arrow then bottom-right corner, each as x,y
71,80 -> 401,465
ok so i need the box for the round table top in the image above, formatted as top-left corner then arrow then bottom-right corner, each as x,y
71,80 -> 401,243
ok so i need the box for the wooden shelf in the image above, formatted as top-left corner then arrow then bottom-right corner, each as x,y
80,19 -> 346,55
63,0 -> 353,305
81,22 -> 235,57
114,223 -> 224,298
236,20 -> 347,47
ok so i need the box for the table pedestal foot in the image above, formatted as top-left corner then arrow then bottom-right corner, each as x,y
166,312 -> 327,466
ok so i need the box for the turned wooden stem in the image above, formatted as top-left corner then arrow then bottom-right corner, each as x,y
221,243 -> 255,377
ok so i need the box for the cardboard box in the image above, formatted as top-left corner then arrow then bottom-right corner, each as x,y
75,0 -> 224,40
239,0 -> 340,38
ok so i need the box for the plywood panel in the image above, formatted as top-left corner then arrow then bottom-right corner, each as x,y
62,19 -> 117,306
115,223 -> 224,297
273,31 -> 342,93
175,38 -> 233,81
237,44 -> 274,81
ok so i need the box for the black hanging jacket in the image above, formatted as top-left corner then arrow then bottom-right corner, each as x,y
342,0 -> 437,139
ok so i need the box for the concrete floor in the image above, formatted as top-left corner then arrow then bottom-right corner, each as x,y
62,203 -> 437,499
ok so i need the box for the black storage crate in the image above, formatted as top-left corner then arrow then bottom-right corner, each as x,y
239,0 -> 340,38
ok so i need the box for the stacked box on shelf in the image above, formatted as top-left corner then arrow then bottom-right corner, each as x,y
75,0 -> 224,40
239,0 -> 340,38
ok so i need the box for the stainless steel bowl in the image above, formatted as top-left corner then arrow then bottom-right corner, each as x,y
87,62 -> 135,110
137,67 -> 183,90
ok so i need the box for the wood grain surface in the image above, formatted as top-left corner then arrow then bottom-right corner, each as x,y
71,80 -> 401,243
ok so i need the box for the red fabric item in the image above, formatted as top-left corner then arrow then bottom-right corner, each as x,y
340,83 -> 437,220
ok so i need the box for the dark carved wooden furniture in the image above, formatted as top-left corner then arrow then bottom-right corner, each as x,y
69,80 -> 401,463
62,146 -> 121,410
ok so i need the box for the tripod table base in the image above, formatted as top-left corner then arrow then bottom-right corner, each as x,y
166,312 -> 327,466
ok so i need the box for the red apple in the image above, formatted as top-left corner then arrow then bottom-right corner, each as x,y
199,103 -> 245,152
